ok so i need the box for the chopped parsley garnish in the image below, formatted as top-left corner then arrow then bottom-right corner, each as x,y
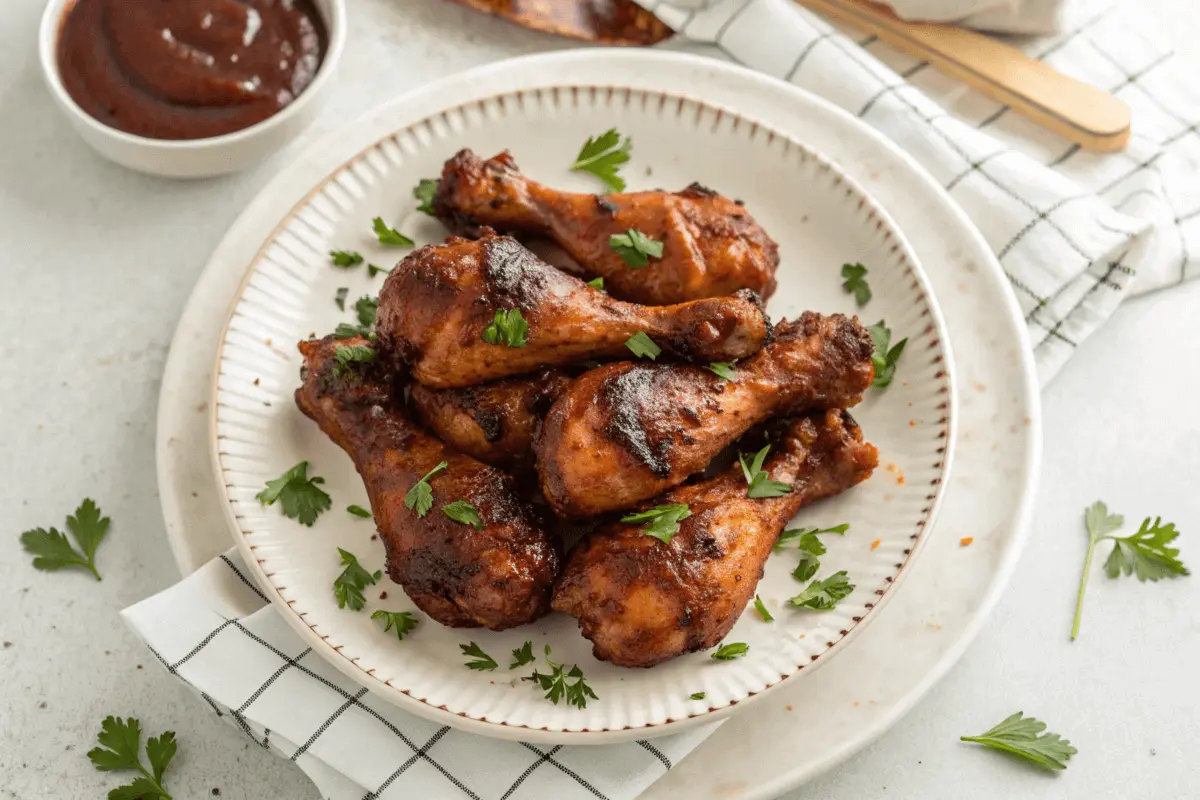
586,276 -> 605,290
841,263 -> 871,307
256,462 -> 331,526
961,712 -> 1077,771
403,461 -> 448,518
625,331 -> 661,360
442,500 -> 484,530
481,309 -> 529,348
510,641 -> 536,669
371,610 -> 419,641
346,504 -> 371,519
867,320 -> 907,388
621,504 -> 691,543
368,263 -> 390,278
609,229 -> 663,268
372,217 -> 414,247
332,547 -> 381,611
711,642 -> 749,661
776,524 -> 850,582
571,128 -> 631,193
708,361 -> 737,381
753,595 -> 773,622
789,571 -> 855,611
529,645 -> 597,709
413,178 -> 439,216
330,250 -> 364,268
334,287 -> 348,311
333,344 -> 377,377
20,498 -> 110,581
88,716 -> 178,800
460,641 -> 498,671
739,445 -> 793,499
690,692 -> 707,700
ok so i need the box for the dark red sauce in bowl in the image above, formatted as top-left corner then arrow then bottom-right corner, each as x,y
57,0 -> 328,141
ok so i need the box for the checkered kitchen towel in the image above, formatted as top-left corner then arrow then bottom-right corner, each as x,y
122,550 -> 714,800
639,0 -> 1200,382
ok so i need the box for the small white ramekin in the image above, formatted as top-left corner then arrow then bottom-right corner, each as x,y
38,0 -> 346,179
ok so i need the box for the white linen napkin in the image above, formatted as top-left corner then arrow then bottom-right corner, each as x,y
641,0 -> 1200,383
122,550 -> 715,800
883,0 -> 1071,34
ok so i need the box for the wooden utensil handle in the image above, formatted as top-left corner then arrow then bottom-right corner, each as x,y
799,0 -> 1131,152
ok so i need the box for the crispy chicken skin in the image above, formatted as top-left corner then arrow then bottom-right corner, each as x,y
433,149 -> 780,306
294,335 -> 559,630
553,411 -> 879,667
536,312 -> 875,518
409,369 -> 572,470
376,231 -> 771,388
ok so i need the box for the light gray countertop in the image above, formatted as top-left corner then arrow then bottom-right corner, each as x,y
1,1 -> 1196,798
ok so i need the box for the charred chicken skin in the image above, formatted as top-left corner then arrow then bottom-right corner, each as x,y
376,231 -> 771,389
554,411 -> 878,667
409,369 -> 572,470
536,312 -> 875,518
294,335 -> 559,630
433,149 -> 780,306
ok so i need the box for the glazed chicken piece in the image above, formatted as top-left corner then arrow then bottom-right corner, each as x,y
536,312 -> 875,518
376,231 -> 770,389
294,335 -> 558,630
409,369 -> 572,470
554,410 -> 878,667
433,149 -> 780,306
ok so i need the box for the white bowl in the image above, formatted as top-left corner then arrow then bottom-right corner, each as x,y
37,0 -> 346,178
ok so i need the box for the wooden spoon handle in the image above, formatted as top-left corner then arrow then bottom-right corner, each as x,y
798,0 -> 1131,152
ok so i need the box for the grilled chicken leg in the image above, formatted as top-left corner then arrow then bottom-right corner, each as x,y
409,369 -> 572,470
433,149 -> 780,306
536,312 -> 875,518
294,335 -> 559,630
376,231 -> 771,389
553,410 -> 878,667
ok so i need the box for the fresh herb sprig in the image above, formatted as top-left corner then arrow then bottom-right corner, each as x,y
333,295 -> 379,339
330,250 -> 364,268
413,179 -> 439,216
461,642 -> 498,671
510,641 -> 536,669
609,229 -> 663,268
789,571 -> 855,611
961,712 -> 1077,771
443,500 -> 484,530
776,524 -> 850,582
529,646 -> 597,709
256,462 -> 331,526
333,344 -> 377,377
625,331 -> 661,360
372,217 -> 414,247
481,309 -> 529,348
708,361 -> 737,382
1071,501 -> 1188,640
88,716 -> 177,800
372,610 -> 419,641
621,504 -> 691,543
739,445 -> 793,499
841,263 -> 871,307
20,499 -> 110,581
711,642 -> 749,661
333,548 -> 381,611
867,321 -> 907,388
753,595 -> 773,622
571,128 -> 631,192
404,461 -> 448,518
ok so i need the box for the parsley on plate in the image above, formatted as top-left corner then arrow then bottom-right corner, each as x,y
256,462 -> 331,526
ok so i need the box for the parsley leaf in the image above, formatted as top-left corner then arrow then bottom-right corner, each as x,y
711,642 -> 749,661
586,276 -> 605,290
789,571 -> 855,610
529,646 -> 597,709
690,692 -> 707,700
753,595 -> 773,622
332,548 -> 381,611
571,128 -> 631,192
620,504 -> 691,543
775,524 -> 850,581
1071,501 -> 1188,639
443,500 -> 484,530
609,229 -> 663,268
371,610 -> 419,641
867,320 -> 907,388
841,263 -> 872,307
403,461 -> 448,518
481,309 -> 529,348
625,331 -> 661,360
368,263 -> 390,278
88,716 -> 177,800
413,178 -> 439,216
330,250 -> 363,268
335,287 -> 348,311
333,344 -> 377,377
256,462 -> 331,526
354,295 -> 378,329
346,504 -> 371,519
460,641 -> 498,671
738,445 -> 794,499
20,498 -> 110,581
708,361 -> 737,381
372,217 -> 414,247
960,712 -> 1077,771
510,641 -> 536,669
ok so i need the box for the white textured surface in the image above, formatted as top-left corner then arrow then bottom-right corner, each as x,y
0,1 -> 1196,799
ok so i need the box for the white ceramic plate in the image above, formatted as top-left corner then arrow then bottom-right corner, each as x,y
158,50 -> 1038,793
210,82 -> 954,741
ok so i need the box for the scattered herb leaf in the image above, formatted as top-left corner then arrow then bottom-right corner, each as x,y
753,595 -> 773,622
372,217 -> 414,247
413,179 -> 439,216
443,500 -> 484,530
867,321 -> 907,388
510,641 -> 536,670
620,504 -> 691,543
346,505 -> 372,519
333,344 -> 377,377
403,461 -> 448,518
529,645 -> 597,709
586,276 -> 605,290
368,263 -> 390,278
571,128 -> 631,192
789,571 -> 854,611
371,610 -> 419,641
334,287 -> 349,311
841,263 -> 871,307
88,716 -> 177,800
625,331 -> 661,360
332,548 -> 381,611
960,712 -> 1077,771
775,524 -> 850,550
460,641 -> 498,671
708,361 -> 737,382
20,498 -> 110,581
481,309 -> 529,348
739,445 -> 793,499
609,229 -> 663,268
256,462 -> 331,526
690,692 -> 707,700
711,642 -> 749,661
330,250 -> 363,269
